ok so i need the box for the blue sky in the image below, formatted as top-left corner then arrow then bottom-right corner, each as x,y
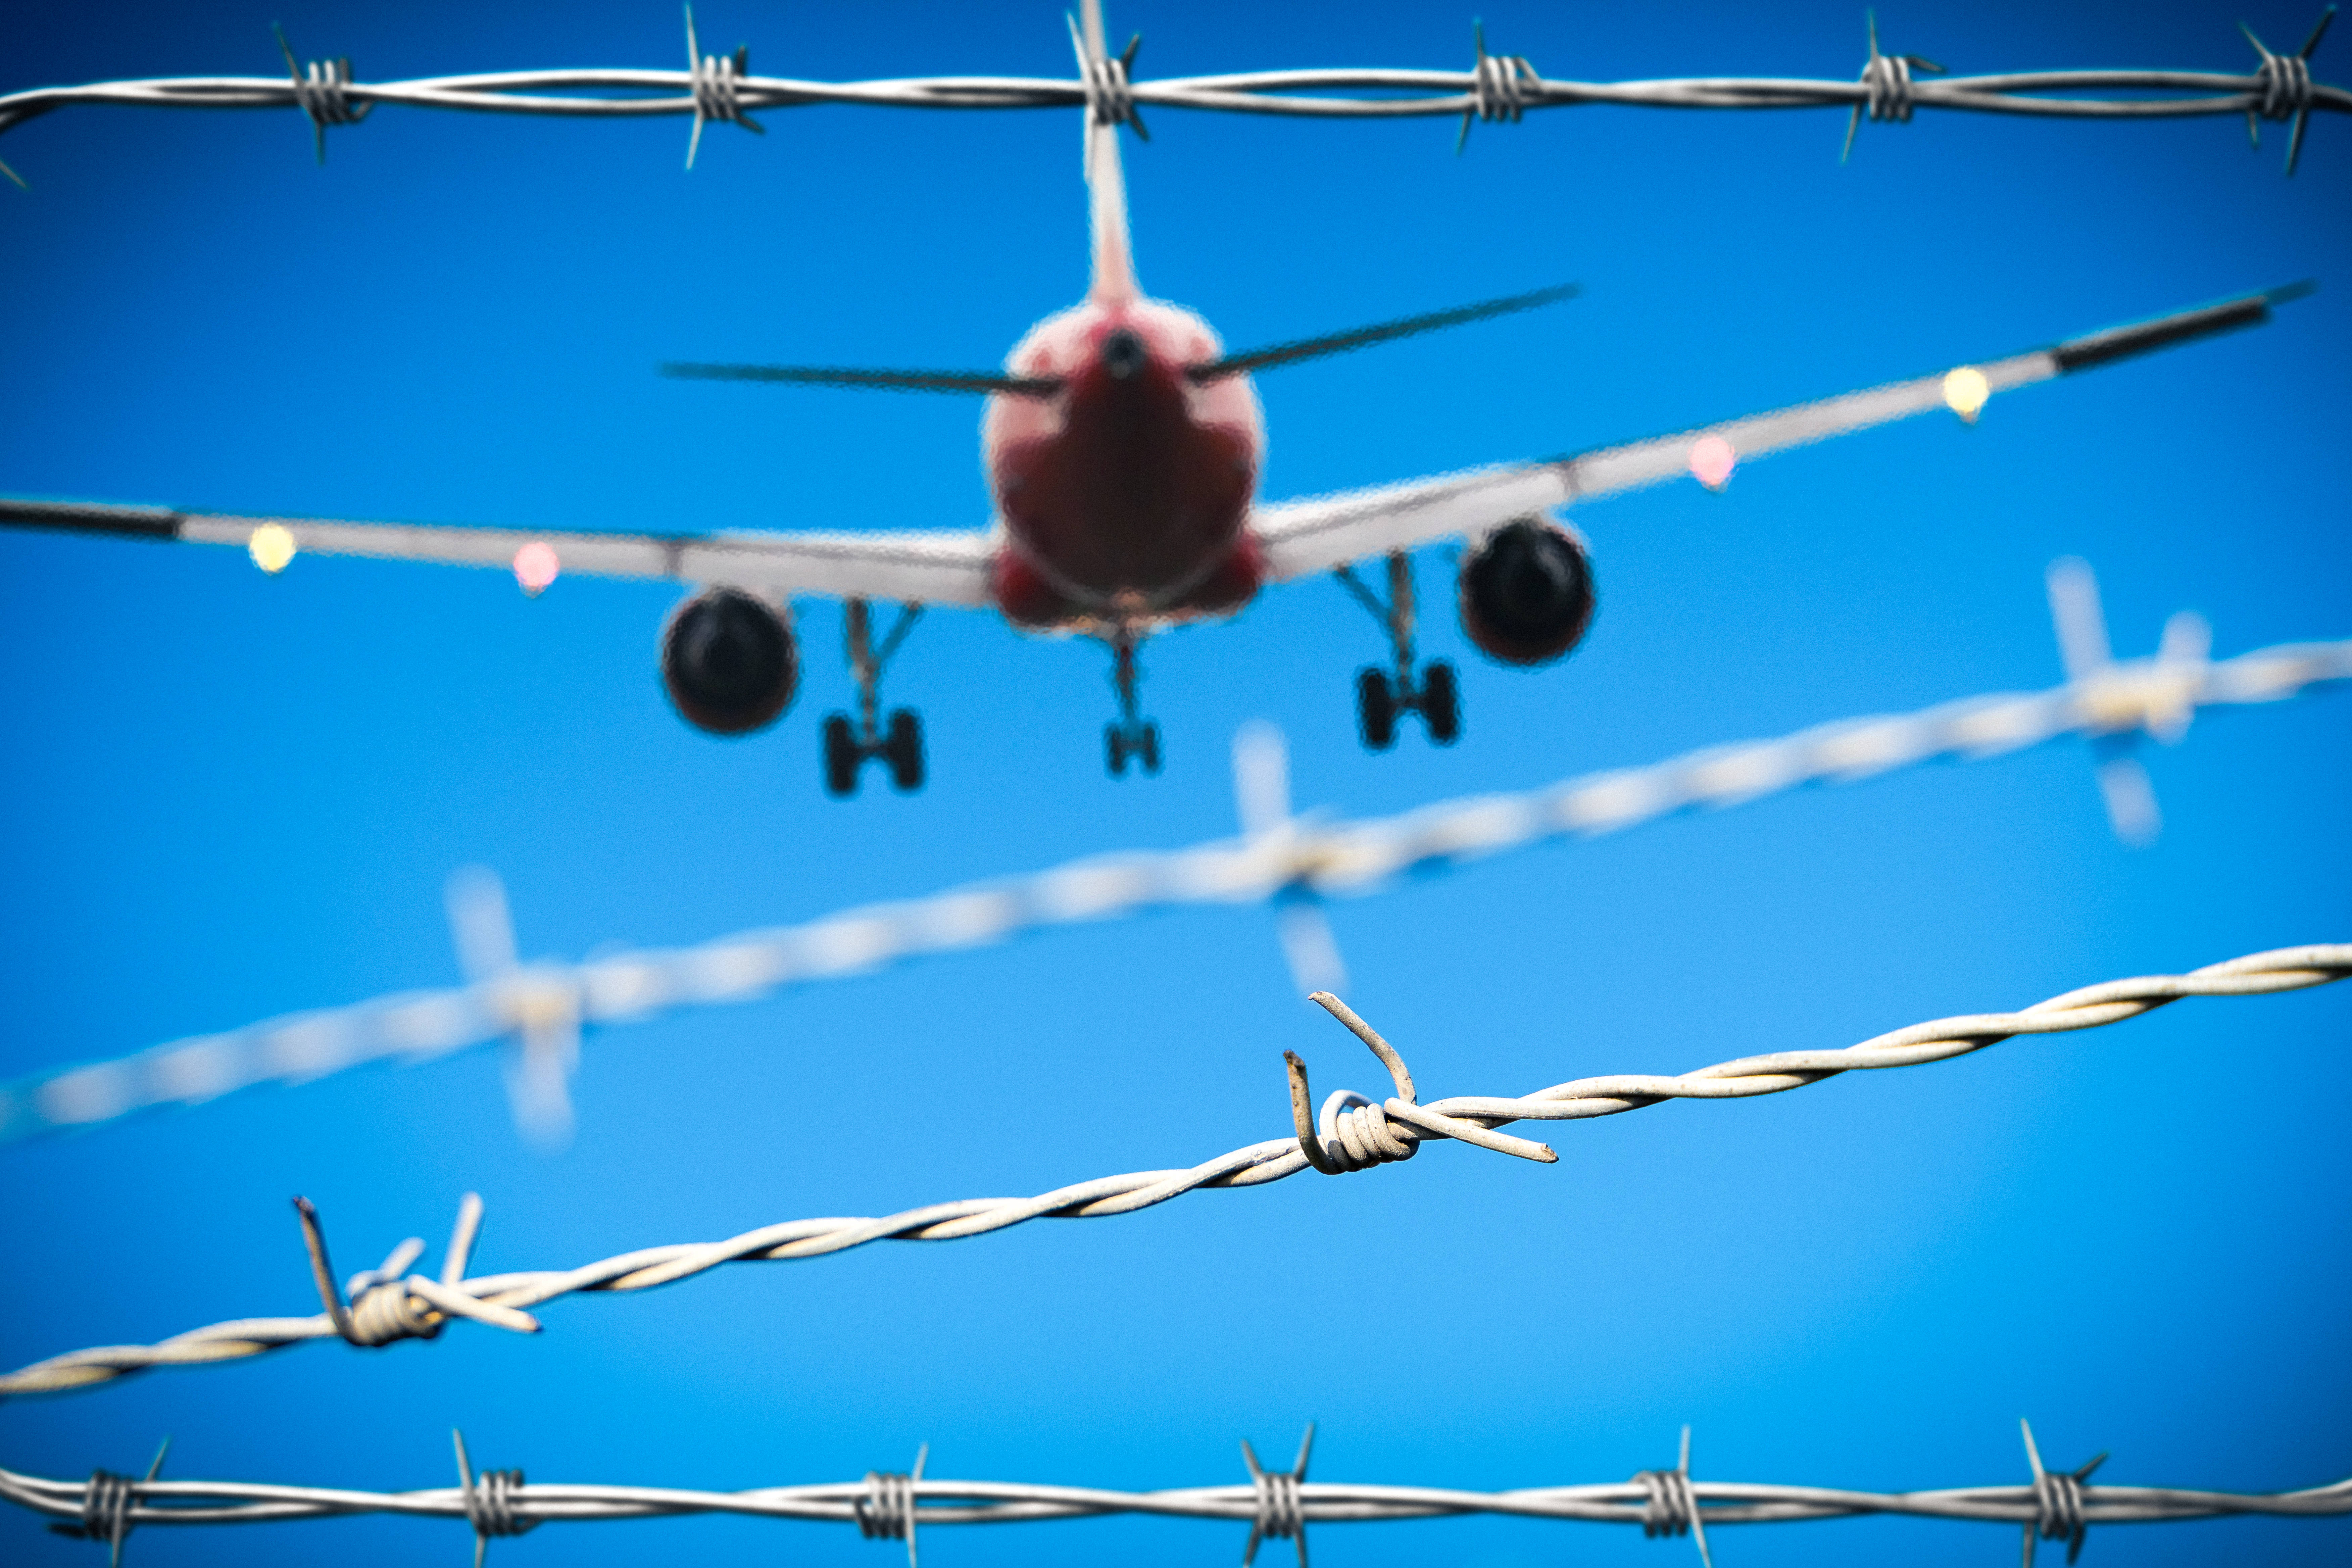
1,1 -> 2348,1563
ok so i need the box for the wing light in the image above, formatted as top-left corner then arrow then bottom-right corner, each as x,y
1943,365 -> 1991,422
513,541 -> 560,596
247,524 -> 296,573
1688,434 -> 1736,491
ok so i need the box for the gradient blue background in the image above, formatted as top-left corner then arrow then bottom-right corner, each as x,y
2,2 -> 2348,1563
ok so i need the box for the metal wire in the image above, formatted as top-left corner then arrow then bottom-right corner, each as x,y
1,940 -> 2342,1402
4,627 -> 2344,1148
0,7 -> 2344,176
4,1419 -> 2348,1563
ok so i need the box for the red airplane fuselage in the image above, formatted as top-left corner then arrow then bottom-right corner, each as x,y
982,297 -> 1266,629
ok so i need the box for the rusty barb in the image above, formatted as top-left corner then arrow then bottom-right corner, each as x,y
1,943 -> 2344,1402
293,1192 -> 538,1349
1286,993 -> 1556,1172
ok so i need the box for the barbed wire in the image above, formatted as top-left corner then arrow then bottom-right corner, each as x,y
5,1417 -> 2349,1566
1,940 -> 2342,1403
0,5 -> 2343,185
3,612 -> 2344,1149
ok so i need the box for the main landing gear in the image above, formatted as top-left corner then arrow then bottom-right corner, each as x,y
823,598 -> 926,797
1337,551 -> 1459,750
1104,627 -> 1163,778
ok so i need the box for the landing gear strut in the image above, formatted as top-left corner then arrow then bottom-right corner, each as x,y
823,598 -> 926,797
1104,627 -> 1163,777
1337,551 -> 1459,749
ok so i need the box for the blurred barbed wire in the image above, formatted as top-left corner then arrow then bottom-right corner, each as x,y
2,941 -> 2342,1402
0,5 -> 2342,186
3,574 -> 2344,1148
4,1417 -> 2349,1567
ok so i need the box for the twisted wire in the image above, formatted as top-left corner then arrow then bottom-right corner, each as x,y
48,1470 -> 132,1563
3,632 -> 2343,1149
1468,30 -> 1538,124
3,17 -> 2346,172
1636,1465 -> 1699,1539
463,1469 -> 530,1539
4,1430 -> 2349,1550
1313,1091 -> 1416,1172
1249,1467 -> 1303,1551
854,1473 -> 915,1540
2256,47 -> 2315,117
0,943 -> 2341,1402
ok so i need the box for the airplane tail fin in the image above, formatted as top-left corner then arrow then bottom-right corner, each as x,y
1069,0 -> 1140,304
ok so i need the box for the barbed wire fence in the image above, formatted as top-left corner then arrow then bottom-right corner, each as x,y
0,4 -> 2343,187
4,561 -> 2344,1149
7,1416 -> 2351,1566
1,941 -> 2342,1405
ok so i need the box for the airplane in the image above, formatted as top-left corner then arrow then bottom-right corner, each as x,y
0,3 -> 2307,800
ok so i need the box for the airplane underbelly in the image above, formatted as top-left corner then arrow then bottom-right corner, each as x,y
991,411 -> 1258,624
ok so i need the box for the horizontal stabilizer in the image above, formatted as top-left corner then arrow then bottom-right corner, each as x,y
1191,284 -> 1578,382
662,361 -> 1060,396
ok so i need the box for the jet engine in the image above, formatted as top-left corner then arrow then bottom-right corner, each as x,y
659,587 -> 799,734
1458,519 -> 1595,666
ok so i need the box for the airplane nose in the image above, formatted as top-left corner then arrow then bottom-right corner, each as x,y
1101,328 -> 1147,381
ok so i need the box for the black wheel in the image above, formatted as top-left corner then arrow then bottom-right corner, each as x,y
1106,723 -> 1129,777
1422,660 -> 1461,745
821,712 -> 861,798
884,708 -> 925,792
1137,723 -> 1162,775
1356,667 -> 1396,750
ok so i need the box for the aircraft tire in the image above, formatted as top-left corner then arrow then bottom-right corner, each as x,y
885,708 -> 925,792
1138,723 -> 1162,775
1356,668 -> 1396,751
1106,723 -> 1128,777
822,713 -> 861,798
1423,661 -> 1461,745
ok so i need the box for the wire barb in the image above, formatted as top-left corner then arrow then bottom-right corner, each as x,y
44,1441 -> 165,1568
1845,9 -> 1947,160
854,1444 -> 927,1568
452,1429 -> 536,1568
1240,1424 -> 1313,1568
2021,1419 -> 2108,1567
1633,1426 -> 1711,1568
683,3 -> 762,170
1459,21 -> 1540,152
1067,15 -> 1146,139
271,24 -> 370,165
1292,991 -> 1558,1171
2242,4 -> 2336,172
292,1193 -> 538,1349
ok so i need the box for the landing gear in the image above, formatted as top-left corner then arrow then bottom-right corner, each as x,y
821,598 -> 927,797
1104,627 -> 1163,778
1338,551 -> 1461,750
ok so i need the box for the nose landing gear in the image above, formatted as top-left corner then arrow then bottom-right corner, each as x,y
1337,551 -> 1459,750
1104,628 -> 1163,777
823,598 -> 926,797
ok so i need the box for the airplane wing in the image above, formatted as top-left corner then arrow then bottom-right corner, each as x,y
0,500 -> 997,607
1250,285 -> 2306,581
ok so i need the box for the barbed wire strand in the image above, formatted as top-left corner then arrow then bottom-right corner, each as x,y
4,1418 -> 2348,1562
4,628 -> 2344,1149
0,6 -> 2343,179
0,941 -> 2342,1402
